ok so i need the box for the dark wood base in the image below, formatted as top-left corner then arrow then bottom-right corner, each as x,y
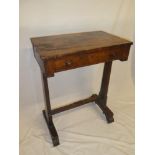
95,97 -> 114,123
41,61 -> 114,146
49,94 -> 114,123
42,110 -> 60,146
50,94 -> 98,115
96,103 -> 114,123
102,106 -> 114,123
42,94 -> 114,146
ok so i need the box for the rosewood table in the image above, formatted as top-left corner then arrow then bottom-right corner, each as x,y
31,31 -> 132,146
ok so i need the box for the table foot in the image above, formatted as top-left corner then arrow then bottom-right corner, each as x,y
42,110 -> 60,146
102,106 -> 114,123
95,99 -> 114,123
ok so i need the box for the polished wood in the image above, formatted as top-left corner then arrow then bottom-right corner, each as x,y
41,73 -> 59,146
95,61 -> 114,123
31,31 -> 132,77
31,31 -> 133,146
42,110 -> 59,146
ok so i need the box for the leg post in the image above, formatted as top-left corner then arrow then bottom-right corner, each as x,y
95,61 -> 114,123
41,73 -> 59,146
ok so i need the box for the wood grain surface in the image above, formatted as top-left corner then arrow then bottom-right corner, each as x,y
31,31 -> 132,77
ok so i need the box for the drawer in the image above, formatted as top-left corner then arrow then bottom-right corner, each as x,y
53,51 -> 120,72
54,54 -> 89,72
45,44 -> 130,76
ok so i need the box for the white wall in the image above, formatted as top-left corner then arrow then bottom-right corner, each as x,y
19,0 -> 134,112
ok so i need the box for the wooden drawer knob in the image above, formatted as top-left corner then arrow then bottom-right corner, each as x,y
65,60 -> 72,66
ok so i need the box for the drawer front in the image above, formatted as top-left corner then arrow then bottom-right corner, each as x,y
45,44 -> 131,76
54,55 -> 83,72
54,52 -> 111,72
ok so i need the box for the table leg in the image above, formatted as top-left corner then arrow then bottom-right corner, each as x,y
95,61 -> 114,123
41,73 -> 59,146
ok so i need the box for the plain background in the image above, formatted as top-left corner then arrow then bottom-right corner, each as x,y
19,0 -> 134,154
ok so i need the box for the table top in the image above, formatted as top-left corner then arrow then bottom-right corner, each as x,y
31,31 -> 132,60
